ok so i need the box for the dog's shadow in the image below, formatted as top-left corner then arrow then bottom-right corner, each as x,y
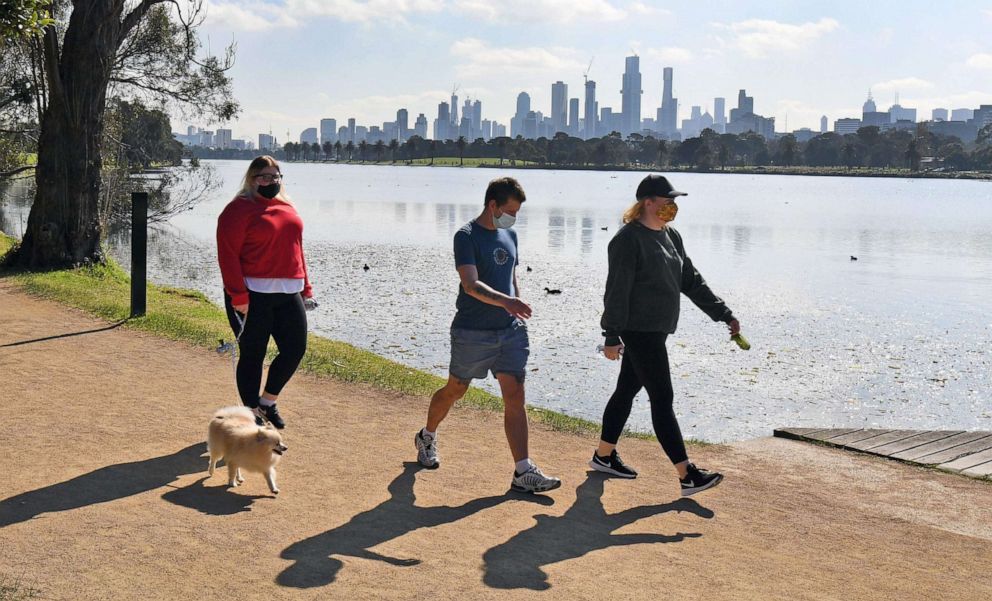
161,476 -> 272,515
0,443 -> 206,528
276,461 -> 555,589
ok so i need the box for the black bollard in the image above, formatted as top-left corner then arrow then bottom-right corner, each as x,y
130,192 -> 148,317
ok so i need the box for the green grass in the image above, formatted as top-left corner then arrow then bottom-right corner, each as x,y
0,232 -> 680,443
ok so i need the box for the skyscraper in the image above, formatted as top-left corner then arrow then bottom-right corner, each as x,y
659,67 -> 677,136
551,81 -> 568,135
319,118 -> 337,144
621,55 -> 642,136
434,102 -> 450,140
713,98 -> 726,133
820,115 -> 828,132
568,98 -> 580,136
396,109 -> 408,141
347,118 -> 356,143
414,113 -> 428,139
583,80 -> 597,139
932,108 -> 948,122
728,90 -> 753,124
451,93 -> 459,129
511,92 -> 531,138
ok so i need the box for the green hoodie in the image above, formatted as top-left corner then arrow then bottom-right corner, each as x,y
601,221 -> 734,346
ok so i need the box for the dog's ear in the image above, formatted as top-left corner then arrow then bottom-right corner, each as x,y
256,429 -> 267,441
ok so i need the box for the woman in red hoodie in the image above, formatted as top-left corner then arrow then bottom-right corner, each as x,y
217,155 -> 315,429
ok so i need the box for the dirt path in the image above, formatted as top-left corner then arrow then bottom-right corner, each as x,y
1,280 -> 990,601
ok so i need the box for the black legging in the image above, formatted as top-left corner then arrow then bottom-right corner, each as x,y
600,330 -> 688,465
224,290 -> 307,406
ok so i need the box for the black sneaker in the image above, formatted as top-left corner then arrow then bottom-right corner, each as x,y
255,403 -> 285,429
589,450 -> 638,479
243,399 -> 265,426
680,463 -> 723,497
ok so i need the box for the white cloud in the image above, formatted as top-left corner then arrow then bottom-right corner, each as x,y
711,17 -> 839,59
966,53 -> 992,70
203,1 -> 299,31
629,2 -> 671,17
450,38 -> 585,79
872,77 -> 934,93
203,0 -> 444,31
985,9 -> 992,20
644,46 -> 693,63
453,0 -> 626,23
287,0 -> 443,23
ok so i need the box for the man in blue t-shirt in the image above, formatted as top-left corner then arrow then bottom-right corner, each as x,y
414,177 -> 561,494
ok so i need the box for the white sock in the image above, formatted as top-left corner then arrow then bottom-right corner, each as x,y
515,458 -> 535,474
259,397 -> 276,407
421,428 -> 436,440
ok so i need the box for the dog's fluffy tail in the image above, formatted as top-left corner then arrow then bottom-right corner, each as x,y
211,405 -> 254,421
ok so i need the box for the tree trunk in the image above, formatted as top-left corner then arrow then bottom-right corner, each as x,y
10,2 -> 121,269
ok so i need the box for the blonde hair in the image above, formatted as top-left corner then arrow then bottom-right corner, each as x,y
238,155 -> 283,198
622,200 -> 645,224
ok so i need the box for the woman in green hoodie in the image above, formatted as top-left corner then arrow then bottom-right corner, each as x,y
591,175 -> 741,498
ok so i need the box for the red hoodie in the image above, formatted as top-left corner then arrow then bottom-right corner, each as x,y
217,194 -> 312,306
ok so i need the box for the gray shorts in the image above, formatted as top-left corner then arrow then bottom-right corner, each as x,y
449,320 -> 529,381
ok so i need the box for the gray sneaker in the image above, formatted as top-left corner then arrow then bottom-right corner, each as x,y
511,464 -> 561,493
415,430 -> 439,469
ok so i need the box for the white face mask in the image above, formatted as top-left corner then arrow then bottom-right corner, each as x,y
493,206 -> 516,229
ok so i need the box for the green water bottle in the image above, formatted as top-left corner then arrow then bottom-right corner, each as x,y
731,333 -> 751,351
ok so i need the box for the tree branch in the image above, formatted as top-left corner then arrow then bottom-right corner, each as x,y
0,165 -> 36,179
119,0 -> 168,41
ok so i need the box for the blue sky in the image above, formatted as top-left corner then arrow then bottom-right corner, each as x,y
186,0 -> 992,141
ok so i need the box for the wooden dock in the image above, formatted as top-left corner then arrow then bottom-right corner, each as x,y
773,428 -> 992,479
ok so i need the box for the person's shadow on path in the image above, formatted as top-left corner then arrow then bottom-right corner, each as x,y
0,443 -> 206,528
276,461 -> 555,588
482,472 -> 714,590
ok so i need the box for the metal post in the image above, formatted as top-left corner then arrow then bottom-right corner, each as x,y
130,192 -> 148,317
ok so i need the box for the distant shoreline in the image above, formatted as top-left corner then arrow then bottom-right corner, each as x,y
275,159 -> 992,181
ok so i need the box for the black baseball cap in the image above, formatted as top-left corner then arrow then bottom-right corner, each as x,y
635,175 -> 687,200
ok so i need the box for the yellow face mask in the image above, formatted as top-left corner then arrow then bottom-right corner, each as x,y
656,202 -> 678,223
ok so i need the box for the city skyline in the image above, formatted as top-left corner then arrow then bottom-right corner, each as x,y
183,1 -> 992,142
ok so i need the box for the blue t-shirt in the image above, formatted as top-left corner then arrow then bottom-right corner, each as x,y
451,220 -> 518,330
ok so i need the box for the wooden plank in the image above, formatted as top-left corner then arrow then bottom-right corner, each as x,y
805,429 -> 864,442
914,436 -> 992,465
939,447 -> 992,472
773,428 -> 831,441
846,430 -> 922,451
962,461 -> 992,478
825,429 -> 895,446
892,432 -> 992,462
863,431 -> 965,457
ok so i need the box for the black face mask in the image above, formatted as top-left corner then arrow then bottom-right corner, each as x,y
257,183 -> 280,199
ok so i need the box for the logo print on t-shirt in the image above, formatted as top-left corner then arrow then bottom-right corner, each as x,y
493,247 -> 510,266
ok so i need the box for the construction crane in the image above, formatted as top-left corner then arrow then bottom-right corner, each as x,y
583,56 -> 594,84
451,83 -> 461,97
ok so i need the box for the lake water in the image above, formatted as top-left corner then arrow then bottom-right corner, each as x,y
3,161 -> 991,442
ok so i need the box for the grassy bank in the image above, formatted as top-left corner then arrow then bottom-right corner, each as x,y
0,233 -> 666,443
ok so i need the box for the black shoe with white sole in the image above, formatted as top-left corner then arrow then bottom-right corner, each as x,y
589,450 -> 638,479
680,463 -> 723,497
256,403 -> 285,429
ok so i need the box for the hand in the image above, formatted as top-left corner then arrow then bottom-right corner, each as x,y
503,297 -> 533,320
233,303 -> 249,315
603,344 -> 624,360
727,319 -> 741,336
303,297 -> 319,311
